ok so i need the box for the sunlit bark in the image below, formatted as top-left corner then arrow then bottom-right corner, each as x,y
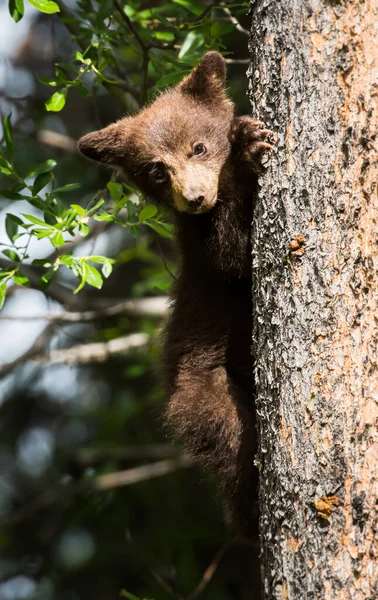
249,1 -> 378,597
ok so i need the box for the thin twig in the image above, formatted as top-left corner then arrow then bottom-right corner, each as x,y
126,530 -> 185,600
113,0 -> 149,105
113,0 -> 146,52
187,539 -> 235,600
221,6 -> 249,36
55,0 -> 140,110
125,527 -> 235,600
113,0 -> 176,51
190,1 -> 222,25
155,238 -> 177,282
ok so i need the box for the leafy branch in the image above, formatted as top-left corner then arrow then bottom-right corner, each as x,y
1,0 -> 248,310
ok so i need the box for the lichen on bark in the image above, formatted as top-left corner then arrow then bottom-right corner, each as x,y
248,1 -> 378,598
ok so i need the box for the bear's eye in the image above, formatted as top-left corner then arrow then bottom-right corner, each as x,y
193,143 -> 206,156
150,162 -> 168,184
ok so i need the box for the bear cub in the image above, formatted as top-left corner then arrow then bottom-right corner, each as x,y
78,52 -> 272,537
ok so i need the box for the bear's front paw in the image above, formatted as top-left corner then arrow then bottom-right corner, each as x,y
229,116 -> 274,173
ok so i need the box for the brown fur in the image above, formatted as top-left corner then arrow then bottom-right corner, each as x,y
78,52 -> 272,537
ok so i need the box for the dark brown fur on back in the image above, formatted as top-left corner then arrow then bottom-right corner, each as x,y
78,52 -> 272,537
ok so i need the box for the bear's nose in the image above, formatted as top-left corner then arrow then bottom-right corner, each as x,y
185,195 -> 205,208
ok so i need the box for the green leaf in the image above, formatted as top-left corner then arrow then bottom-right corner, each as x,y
85,264 -> 103,289
113,197 -> 128,215
89,256 -> 115,278
179,31 -> 203,59
22,214 -> 49,227
0,283 -> 6,310
120,591 -> 140,600
44,210 -> 58,226
102,260 -> 113,279
70,204 -> 86,216
139,204 -> 157,222
56,67 -> 70,85
126,201 -> 136,220
45,89 -> 67,112
94,213 -> 113,222
107,182 -> 123,201
55,62 -> 80,74
78,85 -> 91,98
87,198 -> 105,214
152,13 -> 172,27
155,71 -> 188,89
78,223 -> 89,236
210,21 -> 237,40
3,114 -> 14,159
13,273 -> 29,286
33,171 -> 51,194
32,258 -> 52,267
54,182 -> 81,193
39,269 -> 56,290
154,31 -> 175,42
129,224 -> 141,237
11,182 -> 26,193
3,249 -> 20,262
146,219 -> 174,238
27,0 -> 60,14
5,214 -> 22,241
87,256 -> 107,263
50,231 -> 65,246
0,269 -> 15,281
73,262 -> 86,294
37,76 -> 58,86
9,0 -> 24,22
28,159 -> 57,177
35,228 -> 53,239
0,190 -> 28,200
58,254 -> 73,267
171,0 -> 200,13
0,163 -> 13,176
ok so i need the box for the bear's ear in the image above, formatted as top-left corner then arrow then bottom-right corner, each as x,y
180,51 -> 228,104
78,119 -> 131,166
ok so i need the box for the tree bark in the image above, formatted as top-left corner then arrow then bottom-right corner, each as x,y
248,1 -> 378,598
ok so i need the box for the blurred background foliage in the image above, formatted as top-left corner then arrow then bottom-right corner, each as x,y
0,0 -> 261,598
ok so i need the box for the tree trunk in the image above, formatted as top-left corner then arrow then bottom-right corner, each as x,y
248,1 -> 378,598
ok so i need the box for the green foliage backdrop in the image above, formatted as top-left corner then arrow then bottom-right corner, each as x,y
0,1 -> 261,599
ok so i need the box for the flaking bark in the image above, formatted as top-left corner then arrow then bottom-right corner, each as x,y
248,1 -> 378,598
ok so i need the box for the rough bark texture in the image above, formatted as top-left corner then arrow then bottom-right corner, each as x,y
248,1 -> 378,598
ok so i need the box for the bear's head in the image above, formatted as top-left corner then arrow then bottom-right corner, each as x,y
78,52 -> 235,215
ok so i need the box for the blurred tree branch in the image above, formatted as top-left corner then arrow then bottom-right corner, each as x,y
0,323 -> 56,378
0,295 -> 168,322
0,457 -> 192,530
34,332 -> 150,365
0,333 -> 151,377
95,456 -> 192,490
37,129 -> 78,153
73,444 -> 180,466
